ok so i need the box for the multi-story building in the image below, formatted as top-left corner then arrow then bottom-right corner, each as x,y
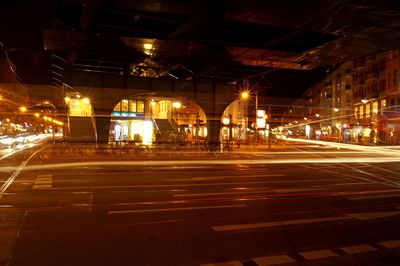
353,49 -> 400,144
288,48 -> 400,145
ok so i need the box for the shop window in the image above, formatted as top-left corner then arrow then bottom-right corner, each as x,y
137,100 -> 145,113
372,101 -> 378,114
121,100 -> 129,112
381,99 -> 387,115
360,105 -> 364,117
354,107 -> 358,119
129,100 -> 137,113
365,103 -> 370,118
113,103 -> 121,112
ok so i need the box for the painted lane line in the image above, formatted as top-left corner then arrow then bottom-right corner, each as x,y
33,174 -> 53,190
273,188 -> 322,193
28,180 -> 335,191
109,204 -> 247,215
36,177 -> 52,181
348,194 -> 400,200
174,188 -> 323,197
201,261 -> 242,266
339,244 -> 378,254
378,239 -> 400,249
299,249 -> 338,260
212,211 -> 400,232
252,254 -> 295,265
0,145 -> 47,199
332,182 -> 378,186
37,174 -> 53,178
173,190 -> 274,197
212,216 -> 351,232
32,185 -> 51,189
33,180 -> 52,184
168,174 -> 286,181
0,161 -> 28,199
10,156 -> 400,172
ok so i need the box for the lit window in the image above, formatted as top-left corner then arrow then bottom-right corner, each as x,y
372,101 -> 378,114
130,100 -> 137,113
360,105 -> 364,117
365,103 -> 370,117
113,103 -> 121,112
137,101 -> 145,113
381,99 -> 386,115
121,100 -> 128,112
354,107 -> 358,119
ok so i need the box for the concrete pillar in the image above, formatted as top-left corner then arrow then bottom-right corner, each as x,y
206,117 -> 221,151
94,111 -> 112,143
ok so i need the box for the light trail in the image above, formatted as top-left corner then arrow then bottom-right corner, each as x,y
0,155 -> 399,172
286,138 -> 400,156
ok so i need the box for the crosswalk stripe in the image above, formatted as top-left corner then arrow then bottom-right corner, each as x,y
378,240 -> 400,249
299,249 -> 338,260
34,180 -> 52,184
339,244 -> 378,254
252,255 -> 295,265
36,177 -> 52,181
201,261 -> 242,266
33,185 -> 52,189
37,174 -> 53,178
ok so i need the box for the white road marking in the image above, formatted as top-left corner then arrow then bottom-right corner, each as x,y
34,180 -> 52,184
339,244 -> 378,254
33,174 -> 53,190
273,188 -> 322,193
212,216 -> 351,232
173,190 -> 273,197
0,145 -> 47,199
348,194 -> 400,200
332,182 -> 378,186
10,156 -> 400,172
32,185 -> 51,189
252,254 -> 295,265
109,204 -> 247,215
29,179 -> 345,191
378,239 -> 400,249
212,211 -> 400,232
299,249 -> 338,260
168,174 -> 286,181
201,261 -> 242,266
37,174 -> 53,178
346,211 -> 400,220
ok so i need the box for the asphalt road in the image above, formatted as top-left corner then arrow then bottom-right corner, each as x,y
1,141 -> 400,266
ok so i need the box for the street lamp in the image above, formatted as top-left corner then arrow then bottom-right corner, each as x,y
19,106 -> 27,113
240,90 -> 250,101
333,108 -> 339,112
361,99 -> 368,104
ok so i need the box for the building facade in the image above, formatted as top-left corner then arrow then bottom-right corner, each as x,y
287,49 -> 400,145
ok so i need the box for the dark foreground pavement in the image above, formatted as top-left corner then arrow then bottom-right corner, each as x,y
1,142 -> 400,266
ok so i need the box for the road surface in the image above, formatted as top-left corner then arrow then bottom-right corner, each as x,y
1,141 -> 400,265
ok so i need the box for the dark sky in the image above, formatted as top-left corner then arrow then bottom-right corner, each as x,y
256,67 -> 329,99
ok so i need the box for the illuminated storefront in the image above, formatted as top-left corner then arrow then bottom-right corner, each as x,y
110,97 -> 207,144
110,98 -> 153,144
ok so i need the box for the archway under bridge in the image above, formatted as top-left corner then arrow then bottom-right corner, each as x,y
109,92 -> 207,146
63,71 -> 239,149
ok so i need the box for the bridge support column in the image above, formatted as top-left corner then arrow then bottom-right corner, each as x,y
206,118 -> 221,151
95,114 -> 111,143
